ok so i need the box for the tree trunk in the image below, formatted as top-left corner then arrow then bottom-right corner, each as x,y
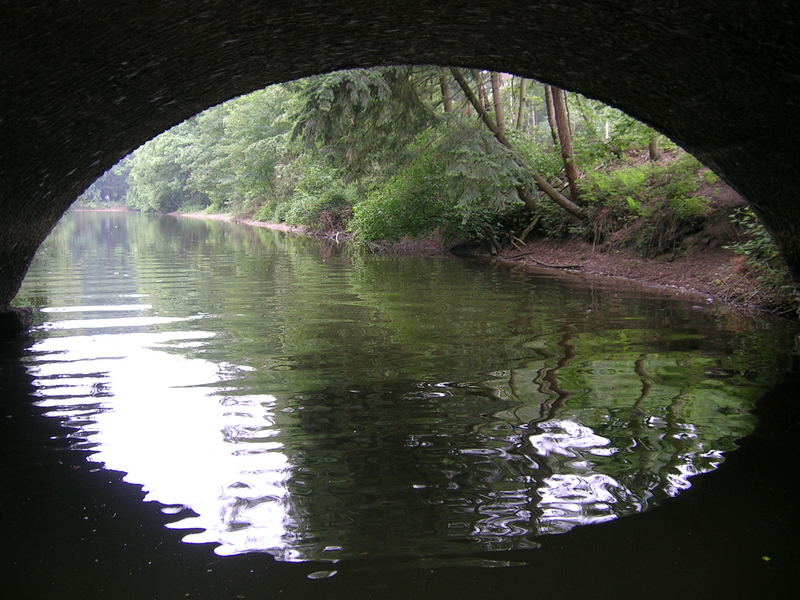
473,70 -> 490,113
551,85 -> 582,204
450,68 -> 584,220
648,132 -> 661,161
490,72 -> 505,137
564,88 -> 574,137
544,85 -> 559,145
515,77 -> 528,131
439,72 -> 452,113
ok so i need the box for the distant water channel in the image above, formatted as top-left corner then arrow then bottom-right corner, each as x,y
4,211 -> 798,598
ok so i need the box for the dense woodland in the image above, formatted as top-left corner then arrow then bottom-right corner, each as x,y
79,66 -> 795,312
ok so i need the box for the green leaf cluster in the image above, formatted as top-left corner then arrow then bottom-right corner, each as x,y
93,66 -> 775,268
581,154 -> 711,255
349,144 -> 449,243
724,207 -> 797,313
284,163 -> 356,230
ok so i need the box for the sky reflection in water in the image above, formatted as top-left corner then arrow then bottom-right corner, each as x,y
19,212 -> 785,563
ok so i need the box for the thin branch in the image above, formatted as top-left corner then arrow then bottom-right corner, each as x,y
449,68 -> 585,220
504,251 -> 581,269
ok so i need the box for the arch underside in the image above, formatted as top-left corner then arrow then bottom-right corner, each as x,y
2,1 -> 800,325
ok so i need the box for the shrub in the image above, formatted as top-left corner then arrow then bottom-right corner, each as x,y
350,125 -> 531,249
350,149 -> 449,243
581,154 -> 711,255
723,207 -> 797,314
252,197 -> 278,222
727,207 -> 781,264
283,164 -> 356,231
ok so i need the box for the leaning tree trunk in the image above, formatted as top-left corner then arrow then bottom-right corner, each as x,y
450,68 -> 584,220
551,85 -> 582,205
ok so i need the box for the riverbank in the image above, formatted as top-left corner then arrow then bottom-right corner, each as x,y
169,210 -> 795,317
487,237 -> 760,306
171,211 -> 313,235
72,205 -> 132,212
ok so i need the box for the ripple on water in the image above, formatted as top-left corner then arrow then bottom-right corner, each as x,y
16,211 -> 792,564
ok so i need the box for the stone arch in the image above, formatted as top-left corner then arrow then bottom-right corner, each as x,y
2,1 -> 800,333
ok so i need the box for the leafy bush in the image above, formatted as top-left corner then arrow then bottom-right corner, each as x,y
439,127 -> 530,244
349,125 -> 534,248
252,197 -> 278,222
727,207 -> 780,263
584,164 -> 650,213
533,197 -> 581,238
581,154 -> 711,255
511,132 -> 563,181
350,148 -> 449,243
283,164 -> 356,230
721,208 -> 798,315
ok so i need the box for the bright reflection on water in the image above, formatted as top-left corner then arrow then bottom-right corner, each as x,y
17,211 -> 794,563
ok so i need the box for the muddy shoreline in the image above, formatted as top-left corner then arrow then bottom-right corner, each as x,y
489,238 -> 737,303
160,211 -> 792,318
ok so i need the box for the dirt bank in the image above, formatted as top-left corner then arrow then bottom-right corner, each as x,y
482,235 -> 794,316
493,238 -> 735,299
171,211 -> 311,235
171,211 -> 791,316
473,179 -> 795,316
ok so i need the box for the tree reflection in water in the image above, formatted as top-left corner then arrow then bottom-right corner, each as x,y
25,324 -> 764,561
18,212 -> 793,564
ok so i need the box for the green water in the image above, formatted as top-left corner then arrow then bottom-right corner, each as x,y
7,211 -> 798,595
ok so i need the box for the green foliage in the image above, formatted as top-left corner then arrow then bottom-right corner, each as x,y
125,87 -> 291,216
284,164 -> 356,230
510,131 -> 563,181
107,66 -> 736,271
350,145 -> 449,243
584,164 -> 650,216
186,88 -> 291,215
289,67 -> 435,177
437,126 -> 529,241
568,93 -> 681,178
724,207 -> 797,313
534,197 -> 580,238
349,124 -> 532,247
604,114 -> 658,155
581,154 -> 711,255
727,207 -> 780,263
75,158 -> 132,207
126,121 -> 206,213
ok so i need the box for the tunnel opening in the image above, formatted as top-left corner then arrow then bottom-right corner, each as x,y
3,1 -> 800,337
4,5 -> 800,592
16,63 -> 798,330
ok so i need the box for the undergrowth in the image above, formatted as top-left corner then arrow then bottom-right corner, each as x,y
576,154 -> 711,256
720,207 -> 798,316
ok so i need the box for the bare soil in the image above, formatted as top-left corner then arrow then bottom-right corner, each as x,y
494,237 -> 743,302
171,211 -> 311,234
486,181 -> 794,314
171,207 -> 790,315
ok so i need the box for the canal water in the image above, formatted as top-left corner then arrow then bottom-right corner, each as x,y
2,211 -> 797,598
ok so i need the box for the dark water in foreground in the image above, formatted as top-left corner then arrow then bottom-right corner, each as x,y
2,212 -> 798,598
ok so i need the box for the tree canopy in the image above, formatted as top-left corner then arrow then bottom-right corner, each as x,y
81,66 -> 719,251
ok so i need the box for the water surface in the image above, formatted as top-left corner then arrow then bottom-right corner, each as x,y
4,211 -> 798,597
